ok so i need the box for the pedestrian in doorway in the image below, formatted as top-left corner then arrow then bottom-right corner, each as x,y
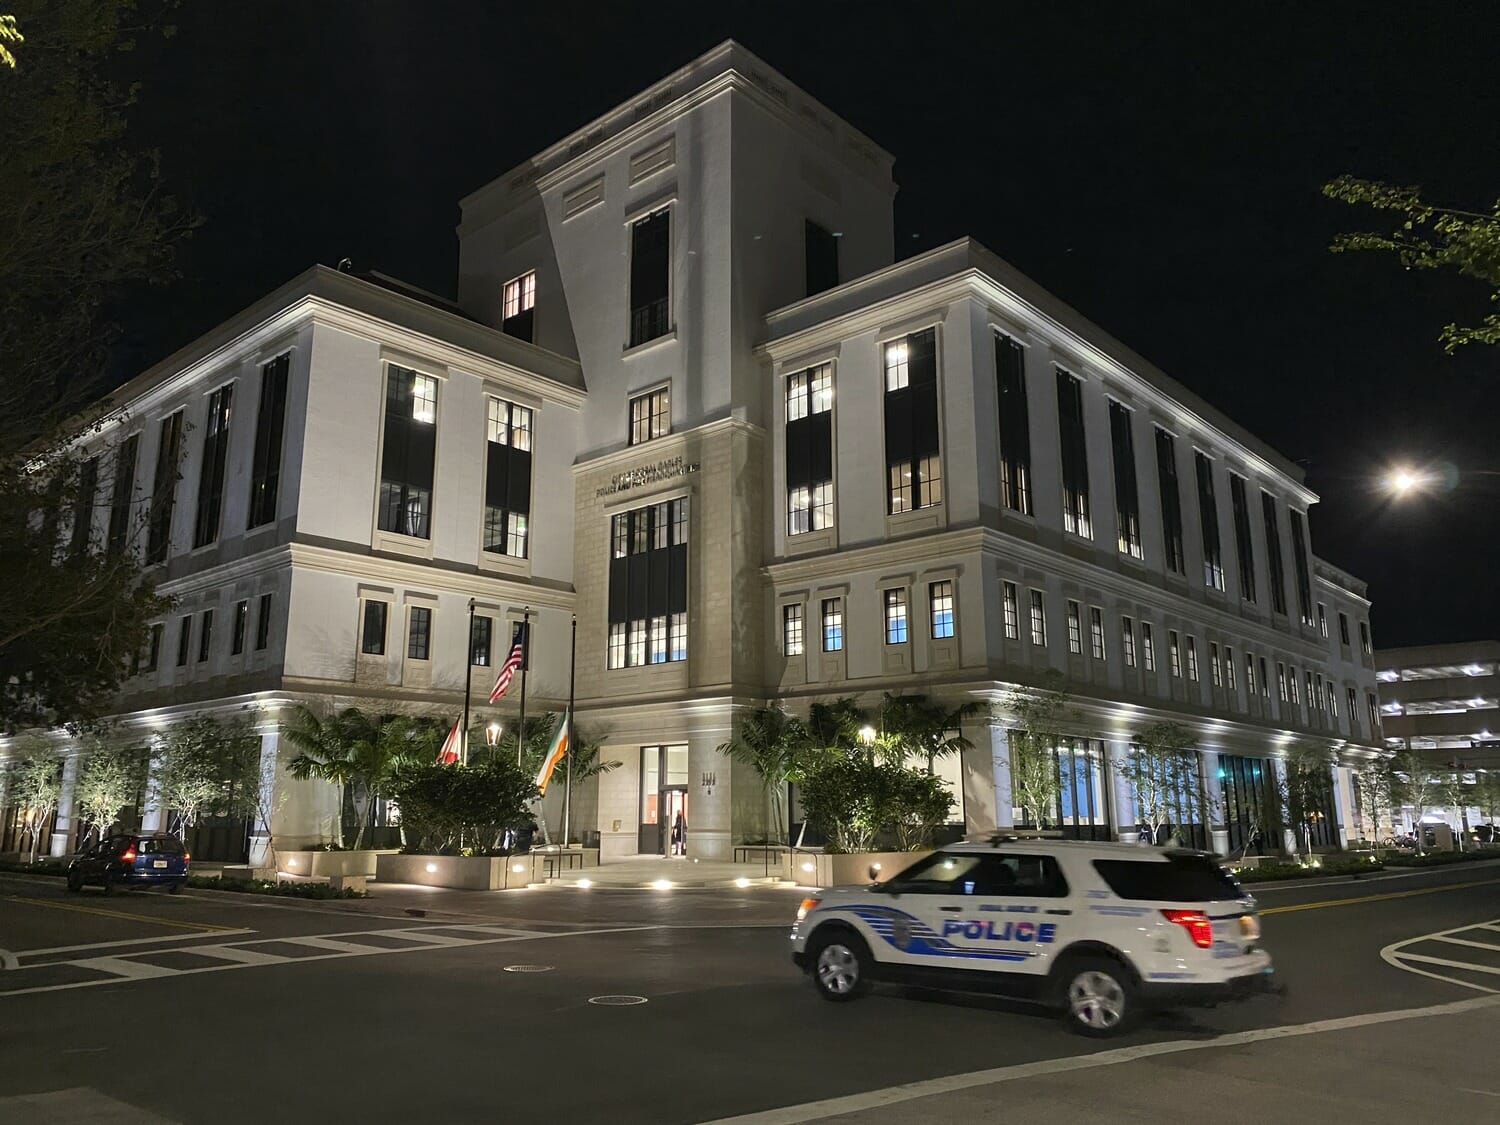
671,809 -> 686,856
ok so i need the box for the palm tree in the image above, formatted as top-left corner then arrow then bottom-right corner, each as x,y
283,707 -> 435,849
717,706 -> 812,847
877,692 -> 983,774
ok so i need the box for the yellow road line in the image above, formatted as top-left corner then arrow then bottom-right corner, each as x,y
1261,879 -> 1497,916
1,895 -> 236,933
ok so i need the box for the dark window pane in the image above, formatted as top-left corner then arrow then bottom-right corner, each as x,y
629,209 -> 670,346
193,384 -> 234,548
1230,475 -> 1256,603
361,601 -> 387,656
995,335 -> 1032,515
1092,854 -> 1243,902
255,593 -> 272,651
107,434 -> 140,555
1156,428 -> 1185,574
1261,492 -> 1287,614
147,412 -> 184,564
1109,402 -> 1140,557
247,354 -> 290,529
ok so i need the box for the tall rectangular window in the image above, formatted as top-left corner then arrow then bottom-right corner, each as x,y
1155,428 -> 1185,575
629,386 -> 670,446
69,456 -> 99,558
822,598 -> 843,652
607,497 -> 689,668
1318,604 -> 1328,637
231,599 -> 248,656
1289,509 -> 1314,626
1142,622 -> 1156,671
1195,451 -> 1224,591
629,208 -> 670,346
1359,620 -> 1372,655
1002,582 -> 1019,640
361,601 -> 388,656
146,411 -> 183,564
501,270 -> 536,342
1089,606 -> 1106,661
1122,615 -> 1137,666
1259,656 -> 1271,698
1109,401 -> 1142,557
1225,646 -> 1237,690
884,330 -> 941,514
1367,692 -> 1380,734
1169,630 -> 1182,677
247,354 -> 290,529
783,604 -> 805,656
1055,369 -> 1091,538
1245,653 -> 1257,695
471,615 -> 493,667
144,623 -> 163,673
197,609 -> 213,663
1306,670 -> 1316,714
1277,662 -> 1288,702
255,593 -> 272,651
176,615 -> 191,667
1210,642 -> 1221,686
994,334 -> 1032,515
1346,687 -> 1358,729
1066,600 -> 1083,655
1261,491 -> 1287,614
106,434 -> 140,556
483,398 -> 532,558
407,607 -> 431,661
1229,474 -> 1256,603
786,364 -> 833,534
193,384 -> 234,548
378,367 -> 437,539
1338,612 -> 1351,647
1186,635 -> 1199,681
804,220 -> 839,297
1290,665 -> 1301,705
884,589 -> 908,645
1029,590 -> 1047,646
929,581 -> 955,639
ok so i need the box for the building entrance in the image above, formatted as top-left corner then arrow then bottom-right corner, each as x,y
638,744 -> 689,855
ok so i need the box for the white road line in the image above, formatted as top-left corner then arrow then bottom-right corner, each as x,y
1434,935 -> 1500,952
0,924 -> 655,999
15,930 -> 257,960
0,948 -> 16,971
694,994 -> 1500,1125
1381,919 -> 1500,994
71,956 -> 180,980
1392,952 -> 1500,976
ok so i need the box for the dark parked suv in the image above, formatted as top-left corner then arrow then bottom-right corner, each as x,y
67,834 -> 190,894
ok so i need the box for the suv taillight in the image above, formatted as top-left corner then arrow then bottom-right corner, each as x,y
120,848 -> 137,863
183,852 -> 190,862
1161,909 -> 1213,949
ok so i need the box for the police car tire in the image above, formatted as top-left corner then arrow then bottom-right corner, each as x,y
807,930 -> 872,1001
66,868 -> 84,893
1057,955 -> 1140,1037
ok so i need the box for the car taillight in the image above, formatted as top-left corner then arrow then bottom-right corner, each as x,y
797,897 -> 821,922
1161,909 -> 1213,949
120,848 -> 136,862
183,852 -> 190,862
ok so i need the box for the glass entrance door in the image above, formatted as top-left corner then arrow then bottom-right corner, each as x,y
638,744 -> 689,855
664,788 -> 688,856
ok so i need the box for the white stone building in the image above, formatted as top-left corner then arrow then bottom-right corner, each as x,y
1,41 -> 1384,863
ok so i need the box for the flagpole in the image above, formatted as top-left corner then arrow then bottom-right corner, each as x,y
563,615 -> 576,848
516,607 -> 530,768
462,598 -> 476,766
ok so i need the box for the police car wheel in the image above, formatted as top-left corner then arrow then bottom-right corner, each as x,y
1059,957 -> 1139,1037
809,932 -> 871,1001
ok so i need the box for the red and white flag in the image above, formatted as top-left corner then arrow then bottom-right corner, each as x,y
436,718 -> 463,765
489,623 -> 527,702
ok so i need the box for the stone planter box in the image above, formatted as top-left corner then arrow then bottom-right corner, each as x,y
376,853 -> 538,890
276,849 -> 397,880
784,850 -> 930,888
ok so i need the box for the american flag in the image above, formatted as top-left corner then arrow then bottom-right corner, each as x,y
489,623 -> 527,702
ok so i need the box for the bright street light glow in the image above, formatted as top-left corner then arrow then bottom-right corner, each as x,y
733,877 -> 751,888
651,878 -> 673,890
859,725 -> 877,745
577,878 -> 593,888
1391,469 -> 1418,493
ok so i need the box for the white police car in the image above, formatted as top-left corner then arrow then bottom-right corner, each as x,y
790,838 -> 1275,1036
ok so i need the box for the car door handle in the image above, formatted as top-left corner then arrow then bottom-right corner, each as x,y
1045,909 -> 1072,916
940,906 -> 963,913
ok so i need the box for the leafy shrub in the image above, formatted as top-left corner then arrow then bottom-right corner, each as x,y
187,876 -> 365,899
0,859 -> 69,877
1384,849 -> 1492,868
798,751 -> 954,853
389,759 -> 537,854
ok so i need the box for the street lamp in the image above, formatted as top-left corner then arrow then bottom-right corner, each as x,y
485,722 -> 502,748
859,725 -> 876,747
1383,463 -> 1500,497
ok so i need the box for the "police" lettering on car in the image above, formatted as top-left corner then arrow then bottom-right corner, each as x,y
942,919 -> 1058,942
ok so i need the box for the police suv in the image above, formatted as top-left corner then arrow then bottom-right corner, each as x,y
790,838 -> 1275,1036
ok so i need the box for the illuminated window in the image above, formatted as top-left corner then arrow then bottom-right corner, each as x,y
501,271 -> 536,341
1186,635 -> 1199,681
1109,401 -> 1142,558
607,499 -> 688,668
1002,582 -> 1019,640
1142,622 -> 1156,671
629,386 -> 670,446
1122,616 -> 1137,666
788,482 -> 833,535
1090,607 -> 1106,661
822,598 -> 843,652
1169,630 -> 1182,678
1209,642 -> 1221,686
1029,590 -> 1047,646
1067,601 -> 1083,655
1277,662 -> 1288,702
1317,603 -> 1328,638
378,367 -> 436,539
1359,620 -> 1372,655
930,581 -> 955,640
1225,646 -> 1237,690
1244,652 -> 1256,695
1347,687 -> 1358,729
884,330 -> 941,514
1056,370 -> 1091,538
1290,666 -> 1301,705
783,604 -> 805,656
483,398 -> 532,559
885,589 -> 909,645
883,340 -> 910,391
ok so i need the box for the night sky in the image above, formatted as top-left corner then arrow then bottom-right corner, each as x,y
117,1 -> 1499,648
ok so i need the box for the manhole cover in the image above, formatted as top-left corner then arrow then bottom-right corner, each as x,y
503,964 -> 554,973
588,994 -> 648,1006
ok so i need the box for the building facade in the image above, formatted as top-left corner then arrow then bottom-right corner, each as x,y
1376,642 -> 1499,771
1,41 -> 1384,863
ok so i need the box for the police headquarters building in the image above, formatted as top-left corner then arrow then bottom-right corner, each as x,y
2,42 -> 1385,864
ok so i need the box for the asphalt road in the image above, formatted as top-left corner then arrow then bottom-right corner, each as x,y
2,862 -> 1499,1124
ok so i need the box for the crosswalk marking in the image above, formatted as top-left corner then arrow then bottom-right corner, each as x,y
0,923 -> 651,998
1382,919 -> 1500,994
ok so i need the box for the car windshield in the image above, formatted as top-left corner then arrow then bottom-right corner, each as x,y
1092,854 -> 1244,902
883,851 -> 1068,897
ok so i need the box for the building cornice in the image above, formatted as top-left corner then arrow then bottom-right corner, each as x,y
570,415 -> 764,476
286,543 -> 577,610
